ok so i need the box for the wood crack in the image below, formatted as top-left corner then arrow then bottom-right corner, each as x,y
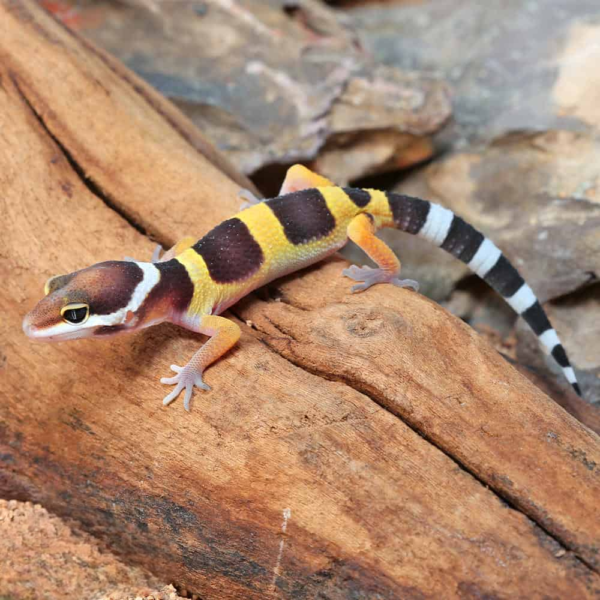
235,300 -> 600,575
9,73 -> 161,245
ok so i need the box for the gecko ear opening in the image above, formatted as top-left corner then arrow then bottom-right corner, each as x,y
44,273 -> 75,296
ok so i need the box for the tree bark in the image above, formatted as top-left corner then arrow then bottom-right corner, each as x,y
0,2 -> 599,598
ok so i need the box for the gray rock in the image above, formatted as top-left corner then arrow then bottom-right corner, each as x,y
396,131 -> 600,302
81,0 -> 450,179
351,0 -> 600,146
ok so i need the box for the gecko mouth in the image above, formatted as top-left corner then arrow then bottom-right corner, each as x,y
22,314 -> 39,339
22,314 -> 89,342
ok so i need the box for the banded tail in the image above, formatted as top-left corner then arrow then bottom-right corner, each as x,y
385,191 -> 581,396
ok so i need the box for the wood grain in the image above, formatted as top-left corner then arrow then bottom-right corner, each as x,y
1,1 -> 599,598
0,0 -> 255,246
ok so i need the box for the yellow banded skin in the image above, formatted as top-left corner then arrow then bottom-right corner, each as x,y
166,182 -> 581,399
174,186 -> 391,319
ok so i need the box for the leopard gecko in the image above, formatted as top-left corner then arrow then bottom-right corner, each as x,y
22,165 -> 581,410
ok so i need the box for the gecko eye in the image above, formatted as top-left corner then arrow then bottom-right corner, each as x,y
61,304 -> 89,325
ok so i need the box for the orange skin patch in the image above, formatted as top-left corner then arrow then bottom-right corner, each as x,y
347,213 -> 401,277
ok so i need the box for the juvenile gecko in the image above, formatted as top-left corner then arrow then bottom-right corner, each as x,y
23,165 -> 581,409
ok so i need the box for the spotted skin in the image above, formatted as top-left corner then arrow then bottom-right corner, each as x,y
23,164 -> 582,408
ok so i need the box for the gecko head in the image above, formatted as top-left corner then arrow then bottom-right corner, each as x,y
23,260 -> 161,342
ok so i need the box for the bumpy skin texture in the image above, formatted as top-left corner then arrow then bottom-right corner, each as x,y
23,165 -> 581,409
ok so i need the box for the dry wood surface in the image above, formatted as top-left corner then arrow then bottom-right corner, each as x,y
1,1 -> 599,598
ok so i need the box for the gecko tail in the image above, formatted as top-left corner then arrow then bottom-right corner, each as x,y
386,192 -> 581,396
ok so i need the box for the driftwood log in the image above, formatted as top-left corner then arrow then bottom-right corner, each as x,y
1,2 -> 599,598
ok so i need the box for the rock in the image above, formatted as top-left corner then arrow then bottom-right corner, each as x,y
64,0 -> 450,181
351,0 -> 600,146
313,64 -> 449,182
392,131 -> 600,402
517,283 -> 600,408
397,131 -> 600,303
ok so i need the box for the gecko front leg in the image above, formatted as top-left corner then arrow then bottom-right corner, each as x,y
161,315 -> 241,411
238,189 -> 262,210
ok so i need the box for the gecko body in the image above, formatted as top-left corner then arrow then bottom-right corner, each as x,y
23,166 -> 581,409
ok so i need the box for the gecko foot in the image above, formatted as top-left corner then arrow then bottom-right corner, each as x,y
342,265 -> 419,294
123,244 -> 164,263
161,364 -> 211,411
151,244 -> 164,263
238,188 -> 262,210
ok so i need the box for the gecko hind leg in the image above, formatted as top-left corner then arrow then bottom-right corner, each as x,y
239,164 -> 333,208
343,213 -> 419,293
279,164 -> 334,195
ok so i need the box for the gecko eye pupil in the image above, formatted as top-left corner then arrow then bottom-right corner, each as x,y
62,306 -> 89,325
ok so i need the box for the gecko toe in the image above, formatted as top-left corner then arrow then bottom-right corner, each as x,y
163,383 -> 184,406
183,383 -> 194,412
239,188 -> 261,210
392,278 -> 419,292
342,265 -> 364,279
344,265 -> 419,293
151,244 -> 164,263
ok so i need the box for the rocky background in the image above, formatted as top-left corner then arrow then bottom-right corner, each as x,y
4,0 -> 600,597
